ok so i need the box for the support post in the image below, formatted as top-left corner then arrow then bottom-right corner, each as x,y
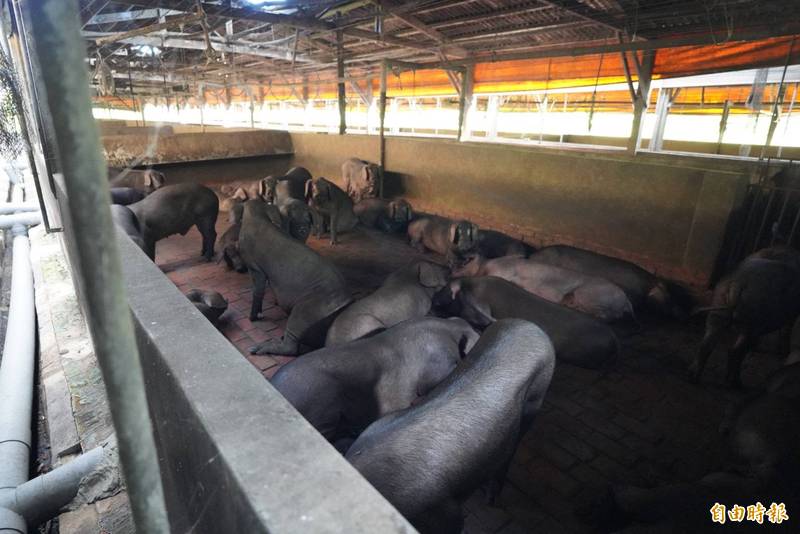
740,69 -> 768,157
778,83 -> 798,159
625,50 -> 655,154
716,99 -> 731,154
139,97 -> 146,125
761,37 -> 796,159
337,30 -> 346,135
648,88 -> 679,152
27,2 -> 169,532
487,96 -> 499,140
457,65 -> 474,141
249,90 -> 255,129
379,60 -> 387,198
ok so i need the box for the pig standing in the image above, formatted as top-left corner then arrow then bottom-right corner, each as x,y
272,317 -> 478,444
238,200 -> 352,355
127,183 -> 219,261
308,177 -> 359,245
692,254 -> 800,386
347,319 -> 555,534
342,158 -> 380,202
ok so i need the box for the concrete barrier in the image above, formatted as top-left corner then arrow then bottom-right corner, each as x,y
102,129 -> 294,167
289,132 -> 751,286
113,233 -> 414,533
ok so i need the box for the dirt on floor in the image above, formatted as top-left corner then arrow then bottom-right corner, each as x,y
154,215 -> 787,534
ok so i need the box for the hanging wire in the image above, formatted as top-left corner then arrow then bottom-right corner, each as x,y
704,0 -> 734,45
92,51 -> 115,97
588,52 -> 605,132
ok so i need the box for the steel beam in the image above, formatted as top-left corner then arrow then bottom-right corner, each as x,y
84,31 -> 317,63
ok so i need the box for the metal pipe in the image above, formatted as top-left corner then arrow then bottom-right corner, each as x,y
0,447 -> 106,533
0,507 -> 25,533
27,1 -> 168,532
0,230 -> 36,493
0,213 -> 40,228
0,203 -> 39,214
0,223 -> 107,533
11,447 -> 105,527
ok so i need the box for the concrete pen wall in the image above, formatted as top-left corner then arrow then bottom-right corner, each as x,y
95,123 -> 752,287
113,232 -> 415,533
289,132 -> 751,287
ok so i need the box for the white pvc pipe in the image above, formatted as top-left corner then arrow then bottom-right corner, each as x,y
0,203 -> 39,215
0,213 -> 41,229
0,227 -> 108,533
12,447 -> 105,527
0,507 -> 25,533
0,229 -> 35,491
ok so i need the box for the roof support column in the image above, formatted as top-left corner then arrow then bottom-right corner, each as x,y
623,49 -> 655,154
648,88 -> 679,152
716,99 -> 732,154
761,37 -> 796,159
457,65 -> 474,141
379,60 -> 387,198
337,30 -> 346,135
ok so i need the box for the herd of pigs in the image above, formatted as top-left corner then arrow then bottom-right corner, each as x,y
106,160 -> 800,532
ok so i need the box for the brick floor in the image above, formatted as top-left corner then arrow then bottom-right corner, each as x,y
154,217 -> 786,534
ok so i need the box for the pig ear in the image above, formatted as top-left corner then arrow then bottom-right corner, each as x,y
320,179 -> 332,199
450,224 -> 460,245
462,294 -> 494,329
152,171 -> 165,188
304,179 -> 313,201
258,179 -> 267,198
457,329 -> 478,358
418,262 -> 447,288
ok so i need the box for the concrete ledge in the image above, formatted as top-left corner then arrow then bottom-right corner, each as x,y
102,129 -> 294,166
115,232 -> 413,533
30,226 -> 131,532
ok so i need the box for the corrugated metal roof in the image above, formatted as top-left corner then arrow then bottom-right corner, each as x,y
78,0 -> 800,98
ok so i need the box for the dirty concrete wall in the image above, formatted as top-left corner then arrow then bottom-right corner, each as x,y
150,155 -> 293,186
290,133 -> 750,286
102,129 -> 294,166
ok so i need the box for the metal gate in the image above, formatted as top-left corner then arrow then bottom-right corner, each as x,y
725,175 -> 800,269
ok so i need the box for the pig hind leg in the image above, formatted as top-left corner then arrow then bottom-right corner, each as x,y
252,297 -> 339,355
690,313 -> 727,383
249,270 -> 268,322
197,217 -> 217,261
726,331 -> 754,388
413,499 -> 463,534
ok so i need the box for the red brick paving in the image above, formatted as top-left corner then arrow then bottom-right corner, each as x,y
154,216 -> 786,534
